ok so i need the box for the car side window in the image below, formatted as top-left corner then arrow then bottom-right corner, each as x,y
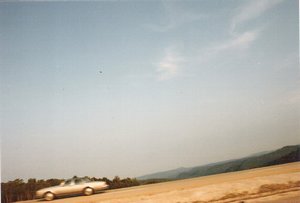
64,179 -> 72,186
75,179 -> 82,185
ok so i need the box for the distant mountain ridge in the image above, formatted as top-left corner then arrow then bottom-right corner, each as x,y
137,167 -> 191,180
137,144 -> 300,180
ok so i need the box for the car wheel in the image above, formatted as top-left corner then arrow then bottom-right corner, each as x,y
83,187 -> 94,196
44,192 -> 55,201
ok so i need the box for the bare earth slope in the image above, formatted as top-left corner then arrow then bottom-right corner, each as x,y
19,162 -> 300,203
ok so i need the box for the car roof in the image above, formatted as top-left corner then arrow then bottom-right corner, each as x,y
65,177 -> 91,182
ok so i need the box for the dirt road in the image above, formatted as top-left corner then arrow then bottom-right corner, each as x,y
19,162 -> 300,203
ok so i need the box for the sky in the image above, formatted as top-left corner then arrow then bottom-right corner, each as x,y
0,0 -> 299,182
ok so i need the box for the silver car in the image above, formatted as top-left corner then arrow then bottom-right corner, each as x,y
36,177 -> 108,201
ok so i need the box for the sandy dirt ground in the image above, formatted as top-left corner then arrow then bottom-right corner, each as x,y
19,162 -> 300,203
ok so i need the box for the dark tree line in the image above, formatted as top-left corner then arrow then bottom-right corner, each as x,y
1,178 -> 63,203
1,176 -> 141,203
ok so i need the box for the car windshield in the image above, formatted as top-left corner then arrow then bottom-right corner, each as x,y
82,177 -> 91,182
75,178 -> 83,184
75,177 -> 91,184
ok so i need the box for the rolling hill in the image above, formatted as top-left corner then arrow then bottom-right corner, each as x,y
137,144 -> 300,180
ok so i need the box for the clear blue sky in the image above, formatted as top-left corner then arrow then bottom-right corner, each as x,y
1,0 -> 299,182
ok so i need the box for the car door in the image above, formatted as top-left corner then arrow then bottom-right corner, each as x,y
56,179 -> 72,196
73,178 -> 86,194
60,179 -> 81,195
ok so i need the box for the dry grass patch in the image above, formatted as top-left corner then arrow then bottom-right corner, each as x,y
288,180 -> 300,187
208,180 -> 300,202
218,191 -> 249,200
258,180 -> 300,193
258,183 -> 289,193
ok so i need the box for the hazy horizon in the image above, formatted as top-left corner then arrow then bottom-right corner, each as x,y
1,0 -> 299,182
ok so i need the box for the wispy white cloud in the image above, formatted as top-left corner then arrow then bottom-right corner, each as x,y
212,29 -> 260,52
231,0 -> 284,33
196,0 -> 275,64
157,30 -> 260,77
213,0 -> 282,53
154,1 -> 282,79
145,2 -> 204,32
195,29 -> 260,65
156,47 -> 184,81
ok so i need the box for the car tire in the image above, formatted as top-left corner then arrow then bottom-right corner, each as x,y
83,187 -> 94,196
44,192 -> 55,201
